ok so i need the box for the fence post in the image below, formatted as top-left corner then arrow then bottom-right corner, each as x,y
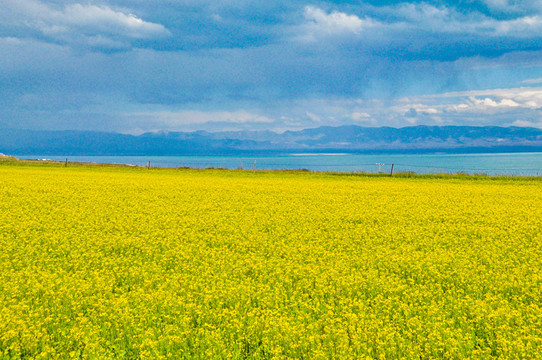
253,160 -> 256,172
147,161 -> 150,169
390,163 -> 394,176
65,158 -> 68,167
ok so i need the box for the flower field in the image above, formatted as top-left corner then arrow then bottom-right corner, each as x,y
1,163 -> 541,359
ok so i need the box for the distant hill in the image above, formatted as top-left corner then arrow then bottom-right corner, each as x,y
2,126 -> 542,155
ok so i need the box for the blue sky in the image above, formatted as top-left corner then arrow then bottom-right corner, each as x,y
2,0 -> 542,133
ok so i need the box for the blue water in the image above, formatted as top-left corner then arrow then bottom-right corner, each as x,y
15,153 -> 542,176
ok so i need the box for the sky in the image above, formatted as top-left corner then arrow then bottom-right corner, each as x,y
2,0 -> 542,134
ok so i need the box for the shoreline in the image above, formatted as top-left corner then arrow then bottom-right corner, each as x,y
2,154 -> 542,180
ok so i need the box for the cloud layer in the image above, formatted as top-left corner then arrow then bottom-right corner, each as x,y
2,0 -> 170,50
1,0 -> 542,132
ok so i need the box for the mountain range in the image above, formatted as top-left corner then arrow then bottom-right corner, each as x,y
2,125 -> 542,156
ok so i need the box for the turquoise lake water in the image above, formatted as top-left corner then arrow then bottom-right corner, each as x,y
15,153 -> 542,176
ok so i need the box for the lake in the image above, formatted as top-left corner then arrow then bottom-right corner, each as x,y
15,153 -> 542,176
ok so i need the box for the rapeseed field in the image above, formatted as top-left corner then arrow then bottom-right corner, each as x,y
0,163 -> 541,359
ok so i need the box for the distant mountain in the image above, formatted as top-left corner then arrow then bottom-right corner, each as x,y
2,126 -> 542,155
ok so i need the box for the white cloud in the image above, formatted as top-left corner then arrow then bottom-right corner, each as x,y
351,112 -> 376,125
473,97 -> 520,107
305,111 -> 322,122
290,3 -> 542,46
128,110 -> 274,127
383,3 -> 542,37
426,87 -> 542,109
304,6 -> 365,33
392,3 -> 458,32
392,103 -> 440,115
449,97 -> 521,112
522,78 -> 542,84
2,0 -> 170,50
494,15 -> 542,36
351,111 -> 370,120
289,2 -> 542,45
512,119 -> 542,127
299,6 -> 377,41
59,4 -> 170,39
385,87 -> 542,127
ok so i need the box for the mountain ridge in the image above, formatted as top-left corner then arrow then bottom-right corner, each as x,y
2,125 -> 542,155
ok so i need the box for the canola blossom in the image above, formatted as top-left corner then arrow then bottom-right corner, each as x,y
0,163 -> 541,359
